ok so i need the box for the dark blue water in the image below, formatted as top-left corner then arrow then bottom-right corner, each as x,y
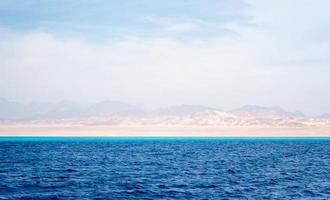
0,137 -> 330,199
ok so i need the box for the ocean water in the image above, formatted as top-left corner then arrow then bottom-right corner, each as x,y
0,137 -> 329,199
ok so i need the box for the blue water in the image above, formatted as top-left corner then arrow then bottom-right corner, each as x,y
0,137 -> 329,199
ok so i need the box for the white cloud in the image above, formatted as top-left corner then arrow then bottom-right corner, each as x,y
0,31 -> 262,106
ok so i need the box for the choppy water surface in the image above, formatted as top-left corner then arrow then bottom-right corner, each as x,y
0,137 -> 329,199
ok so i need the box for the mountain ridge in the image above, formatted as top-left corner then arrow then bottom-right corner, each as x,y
0,98 -> 326,121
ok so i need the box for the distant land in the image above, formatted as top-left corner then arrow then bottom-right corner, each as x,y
0,98 -> 329,137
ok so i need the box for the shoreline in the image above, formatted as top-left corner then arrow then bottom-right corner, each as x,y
1,136 -> 329,138
1,125 -> 330,137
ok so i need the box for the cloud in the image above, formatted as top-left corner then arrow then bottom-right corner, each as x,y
145,16 -> 201,33
0,29 -> 261,105
244,0 -> 330,66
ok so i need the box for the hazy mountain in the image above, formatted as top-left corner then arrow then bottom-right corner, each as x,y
35,101 -> 84,119
0,98 -> 26,120
0,98 -> 144,120
85,100 -> 145,117
0,99 -> 81,120
231,105 -> 305,117
153,104 -> 214,116
1,98 -> 329,123
315,113 -> 330,119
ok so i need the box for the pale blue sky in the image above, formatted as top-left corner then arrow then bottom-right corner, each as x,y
0,0 -> 250,39
0,0 -> 330,114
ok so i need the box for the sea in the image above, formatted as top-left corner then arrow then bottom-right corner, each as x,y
0,137 -> 329,199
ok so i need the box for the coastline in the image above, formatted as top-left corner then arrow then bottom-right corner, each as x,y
1,124 -> 329,137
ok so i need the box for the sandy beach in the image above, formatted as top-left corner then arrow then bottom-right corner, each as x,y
1,124 -> 329,137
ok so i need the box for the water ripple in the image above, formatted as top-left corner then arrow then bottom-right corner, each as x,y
0,139 -> 329,199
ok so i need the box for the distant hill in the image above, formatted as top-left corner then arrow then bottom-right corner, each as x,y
231,105 -> 305,117
315,113 -> 330,119
0,98 -> 143,120
152,104 -> 214,116
0,98 -> 26,120
0,98 -> 326,123
85,100 -> 145,117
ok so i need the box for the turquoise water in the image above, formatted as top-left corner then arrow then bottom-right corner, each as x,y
1,136 -> 330,142
0,137 -> 329,199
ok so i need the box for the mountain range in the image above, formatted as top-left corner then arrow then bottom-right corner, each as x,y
1,98 -> 330,133
0,98 -> 330,120
0,98 -> 315,121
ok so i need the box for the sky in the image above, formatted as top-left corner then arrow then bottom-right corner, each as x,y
0,0 -> 330,115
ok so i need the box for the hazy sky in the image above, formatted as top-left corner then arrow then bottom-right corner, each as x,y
0,0 -> 330,114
